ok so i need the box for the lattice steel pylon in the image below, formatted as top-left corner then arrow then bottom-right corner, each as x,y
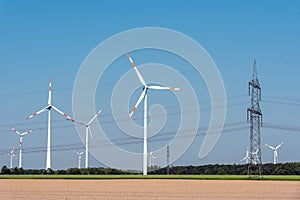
247,59 -> 263,176
166,145 -> 170,175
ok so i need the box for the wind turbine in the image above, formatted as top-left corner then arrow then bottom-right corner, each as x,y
127,54 -> 183,175
250,149 -> 259,164
240,147 -> 251,164
70,109 -> 102,168
149,149 -> 156,167
265,142 -> 284,164
5,146 -> 17,169
73,150 -> 84,169
25,80 -> 75,169
11,127 -> 33,168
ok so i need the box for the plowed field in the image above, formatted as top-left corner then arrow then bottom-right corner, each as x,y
0,179 -> 299,199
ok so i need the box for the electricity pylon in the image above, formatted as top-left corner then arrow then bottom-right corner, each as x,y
247,59 -> 263,176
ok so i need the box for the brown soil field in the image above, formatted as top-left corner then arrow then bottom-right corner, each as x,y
0,179 -> 299,200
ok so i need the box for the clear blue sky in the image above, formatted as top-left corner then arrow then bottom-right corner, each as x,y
0,0 -> 299,169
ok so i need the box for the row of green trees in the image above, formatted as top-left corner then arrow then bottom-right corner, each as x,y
1,162 -> 299,175
150,162 -> 300,175
0,166 -> 129,175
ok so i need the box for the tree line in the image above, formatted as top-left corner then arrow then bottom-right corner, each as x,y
150,162 -> 300,175
1,162 -> 299,175
0,166 -> 130,175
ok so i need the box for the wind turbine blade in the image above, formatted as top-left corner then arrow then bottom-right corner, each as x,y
251,149 -> 259,155
25,106 -> 48,119
21,130 -> 33,136
148,85 -> 183,91
67,117 -> 86,125
48,80 -> 52,105
88,126 -> 94,139
11,127 -> 21,135
73,120 -> 86,126
265,144 -> 275,150
275,142 -> 284,149
129,89 -> 147,119
11,146 -> 16,154
52,105 -> 75,121
127,54 -> 147,86
241,156 -> 247,161
87,109 -> 102,125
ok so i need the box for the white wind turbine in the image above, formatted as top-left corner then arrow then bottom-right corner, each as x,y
240,147 -> 251,164
5,146 -> 17,169
70,109 -> 102,168
25,80 -> 75,169
265,142 -> 284,164
149,150 -> 156,167
73,150 -> 84,169
250,149 -> 260,164
11,127 -> 33,168
127,54 -> 183,175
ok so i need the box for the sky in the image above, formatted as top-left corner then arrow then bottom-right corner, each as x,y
0,0 -> 299,170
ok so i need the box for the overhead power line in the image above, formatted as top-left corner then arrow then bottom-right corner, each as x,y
0,121 -> 248,155
1,120 -> 298,156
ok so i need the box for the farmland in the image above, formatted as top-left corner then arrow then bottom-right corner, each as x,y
0,174 -> 300,181
0,178 -> 299,199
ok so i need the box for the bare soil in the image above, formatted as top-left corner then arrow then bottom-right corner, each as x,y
0,179 -> 299,200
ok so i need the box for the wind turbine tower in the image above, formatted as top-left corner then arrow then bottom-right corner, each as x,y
247,60 -> 263,176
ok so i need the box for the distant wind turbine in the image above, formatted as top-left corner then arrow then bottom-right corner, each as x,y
69,109 -> 102,168
4,146 -> 17,169
250,149 -> 259,164
73,150 -> 84,169
265,142 -> 284,164
240,147 -> 251,164
11,127 -> 33,168
149,149 -> 156,167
